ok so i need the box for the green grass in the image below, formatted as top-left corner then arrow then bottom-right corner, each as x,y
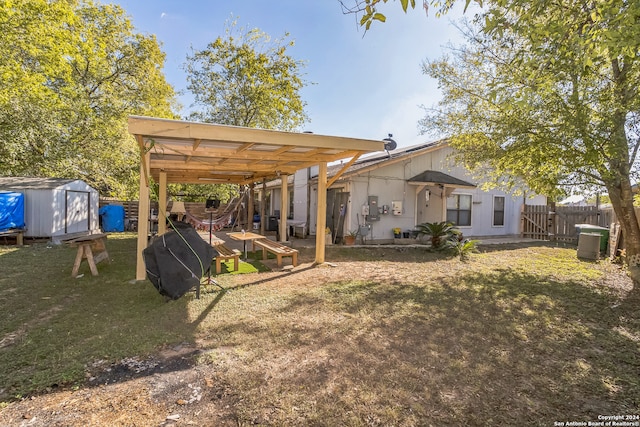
0,235 -> 638,425
216,258 -> 269,275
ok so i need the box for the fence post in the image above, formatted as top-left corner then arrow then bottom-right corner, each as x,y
548,202 -> 556,242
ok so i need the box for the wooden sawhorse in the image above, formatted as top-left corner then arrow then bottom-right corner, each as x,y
68,233 -> 109,277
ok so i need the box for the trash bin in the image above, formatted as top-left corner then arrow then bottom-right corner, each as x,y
266,216 -> 278,231
99,205 -> 125,232
575,224 -> 609,253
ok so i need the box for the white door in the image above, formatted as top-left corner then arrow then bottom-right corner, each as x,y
66,191 -> 90,234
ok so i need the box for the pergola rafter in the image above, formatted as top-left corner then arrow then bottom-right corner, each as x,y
128,116 -> 384,280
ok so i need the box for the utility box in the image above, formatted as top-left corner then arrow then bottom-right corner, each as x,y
575,224 -> 609,253
577,232 -> 601,260
392,201 -> 402,216
368,196 -> 379,221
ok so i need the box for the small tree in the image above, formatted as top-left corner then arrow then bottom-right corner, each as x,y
447,239 -> 479,262
415,221 -> 461,249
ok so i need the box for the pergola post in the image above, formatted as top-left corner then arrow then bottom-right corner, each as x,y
248,183 -> 255,231
315,162 -> 328,264
128,116 -> 384,280
136,150 -> 151,281
158,171 -> 167,235
260,180 -> 267,235
279,174 -> 288,242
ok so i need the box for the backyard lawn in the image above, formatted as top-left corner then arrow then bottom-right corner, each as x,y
0,234 -> 638,426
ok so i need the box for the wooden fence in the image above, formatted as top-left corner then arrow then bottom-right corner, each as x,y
521,205 -> 613,243
98,200 -> 242,231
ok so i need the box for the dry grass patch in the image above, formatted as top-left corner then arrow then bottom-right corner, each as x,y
0,237 -> 638,426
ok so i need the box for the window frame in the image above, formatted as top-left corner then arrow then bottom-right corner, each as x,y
492,195 -> 505,227
446,193 -> 472,227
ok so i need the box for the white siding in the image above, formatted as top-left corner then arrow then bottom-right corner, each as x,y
293,145 -> 546,240
5,180 -> 99,239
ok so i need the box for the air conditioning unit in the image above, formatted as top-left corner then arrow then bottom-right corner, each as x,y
577,233 -> 601,260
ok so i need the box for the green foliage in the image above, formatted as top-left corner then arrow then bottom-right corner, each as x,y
184,18 -> 309,131
341,0 -> 476,30
419,0 -> 640,273
415,221 -> 461,249
0,0 -> 177,198
447,238 -> 479,261
166,183 -> 239,203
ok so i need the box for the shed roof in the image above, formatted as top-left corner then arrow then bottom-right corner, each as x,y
0,177 -> 81,190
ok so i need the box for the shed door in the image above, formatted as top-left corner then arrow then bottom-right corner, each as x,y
66,191 -> 90,234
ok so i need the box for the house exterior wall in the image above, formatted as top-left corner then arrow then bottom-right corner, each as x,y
302,145 -> 545,241
342,146 -> 545,241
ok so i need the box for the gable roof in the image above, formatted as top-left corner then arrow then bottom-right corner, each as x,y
265,139 -> 477,190
327,139 -> 448,179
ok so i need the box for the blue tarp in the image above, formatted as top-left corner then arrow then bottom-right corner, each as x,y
99,205 -> 125,232
0,192 -> 25,232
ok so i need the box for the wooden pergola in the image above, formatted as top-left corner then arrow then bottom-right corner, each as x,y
128,116 -> 384,280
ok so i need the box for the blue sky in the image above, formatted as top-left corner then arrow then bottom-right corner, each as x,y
110,1 -> 473,148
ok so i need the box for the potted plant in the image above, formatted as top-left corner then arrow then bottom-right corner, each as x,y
392,227 -> 402,238
344,230 -> 358,245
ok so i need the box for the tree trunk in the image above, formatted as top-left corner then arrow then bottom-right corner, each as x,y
607,179 -> 640,285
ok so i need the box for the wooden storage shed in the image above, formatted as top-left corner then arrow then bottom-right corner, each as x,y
0,177 -> 99,242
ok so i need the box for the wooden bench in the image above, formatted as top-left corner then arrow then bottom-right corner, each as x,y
0,228 -> 25,246
252,238 -> 298,267
213,243 -> 241,274
67,233 -> 109,277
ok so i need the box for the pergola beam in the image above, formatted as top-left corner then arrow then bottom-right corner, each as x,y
129,116 -> 384,281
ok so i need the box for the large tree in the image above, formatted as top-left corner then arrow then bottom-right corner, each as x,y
184,19 -> 309,130
0,0 -> 177,198
181,19 -> 309,201
343,0 -> 640,283
418,1 -> 640,281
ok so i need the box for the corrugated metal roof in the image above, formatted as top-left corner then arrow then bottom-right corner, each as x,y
0,177 -> 78,190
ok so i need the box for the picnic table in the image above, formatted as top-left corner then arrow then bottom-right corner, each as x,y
227,231 -> 264,260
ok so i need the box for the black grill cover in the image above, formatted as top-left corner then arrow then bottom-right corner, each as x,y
143,223 -> 218,300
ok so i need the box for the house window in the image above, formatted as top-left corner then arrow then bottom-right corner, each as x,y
493,196 -> 505,227
446,194 -> 472,226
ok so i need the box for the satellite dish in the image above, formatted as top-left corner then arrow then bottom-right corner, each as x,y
383,134 -> 397,151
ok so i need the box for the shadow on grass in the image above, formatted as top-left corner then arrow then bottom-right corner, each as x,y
0,236 -> 209,400
0,235 -> 315,401
202,268 -> 639,426
1,235 -> 638,426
